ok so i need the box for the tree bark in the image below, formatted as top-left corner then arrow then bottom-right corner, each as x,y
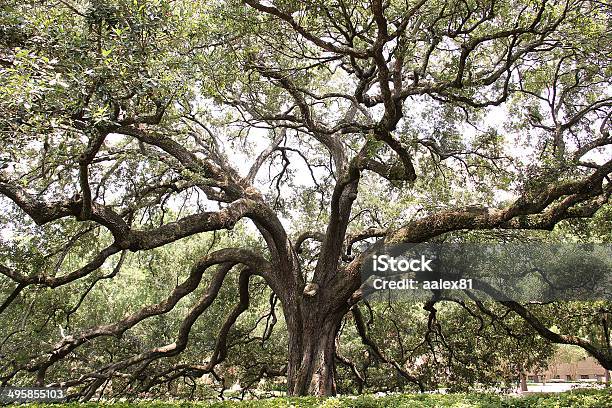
520,372 -> 528,392
284,302 -> 344,396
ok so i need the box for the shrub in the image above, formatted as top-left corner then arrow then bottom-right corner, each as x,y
23,389 -> 612,408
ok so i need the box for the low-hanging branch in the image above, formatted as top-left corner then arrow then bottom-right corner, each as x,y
1,248 -> 271,387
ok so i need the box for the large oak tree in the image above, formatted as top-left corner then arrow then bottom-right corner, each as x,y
1,0 -> 610,398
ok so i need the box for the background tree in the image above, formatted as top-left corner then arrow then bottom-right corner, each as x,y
0,0 -> 610,398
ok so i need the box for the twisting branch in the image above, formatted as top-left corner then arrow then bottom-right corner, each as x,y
64,250 -> 128,329
295,231 -> 325,254
56,264 -> 262,400
351,305 -> 424,392
242,0 -> 369,59
471,279 -> 612,370
343,159 -> 612,305
8,248 -> 271,386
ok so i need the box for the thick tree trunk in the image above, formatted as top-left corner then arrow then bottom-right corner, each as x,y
519,372 -> 528,392
285,305 -> 344,396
